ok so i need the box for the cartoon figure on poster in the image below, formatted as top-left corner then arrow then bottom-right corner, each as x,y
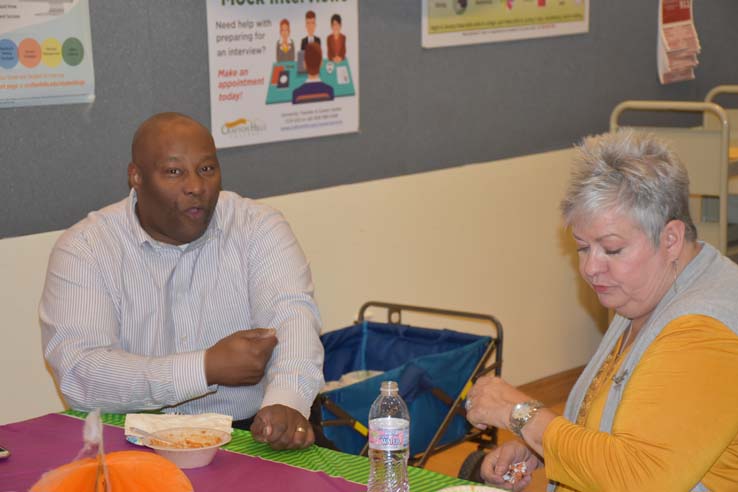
327,14 -> 346,62
292,43 -> 334,104
266,9 -> 355,106
300,11 -> 320,50
276,19 -> 295,62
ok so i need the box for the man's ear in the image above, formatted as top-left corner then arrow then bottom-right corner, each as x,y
128,162 -> 141,189
662,219 -> 686,260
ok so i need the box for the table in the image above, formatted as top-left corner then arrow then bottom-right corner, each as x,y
265,59 -> 356,105
0,411 -> 471,491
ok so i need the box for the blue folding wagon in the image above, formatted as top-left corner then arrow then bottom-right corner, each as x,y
318,302 -> 503,474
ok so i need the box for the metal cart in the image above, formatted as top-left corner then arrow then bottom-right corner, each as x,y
318,301 -> 503,474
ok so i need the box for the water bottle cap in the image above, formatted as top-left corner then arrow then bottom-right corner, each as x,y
380,380 -> 398,394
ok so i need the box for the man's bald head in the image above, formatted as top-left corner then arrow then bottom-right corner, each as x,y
131,112 -> 213,169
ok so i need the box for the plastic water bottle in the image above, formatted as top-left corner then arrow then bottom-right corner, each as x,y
367,380 -> 410,492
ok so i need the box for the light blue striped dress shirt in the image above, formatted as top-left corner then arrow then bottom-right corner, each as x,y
40,190 -> 324,420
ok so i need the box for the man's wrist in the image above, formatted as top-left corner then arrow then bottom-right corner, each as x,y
173,350 -> 213,403
262,386 -> 312,419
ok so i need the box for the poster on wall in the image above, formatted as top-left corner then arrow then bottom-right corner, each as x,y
422,0 -> 589,49
0,0 -> 94,108
206,1 -> 359,149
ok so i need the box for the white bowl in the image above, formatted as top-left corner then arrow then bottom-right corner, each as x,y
144,427 -> 232,469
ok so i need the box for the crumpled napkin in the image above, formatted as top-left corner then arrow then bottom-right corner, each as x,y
124,413 -> 233,446
323,369 -> 384,393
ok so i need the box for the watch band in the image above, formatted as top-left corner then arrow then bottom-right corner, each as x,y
509,399 -> 544,438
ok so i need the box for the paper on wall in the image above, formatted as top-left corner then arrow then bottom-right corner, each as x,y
657,0 -> 700,85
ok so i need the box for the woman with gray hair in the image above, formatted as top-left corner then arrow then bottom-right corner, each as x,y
465,130 -> 738,491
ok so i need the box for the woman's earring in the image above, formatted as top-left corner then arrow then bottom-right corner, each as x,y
671,260 -> 678,294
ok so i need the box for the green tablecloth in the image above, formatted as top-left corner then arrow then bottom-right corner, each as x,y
66,410 -> 473,492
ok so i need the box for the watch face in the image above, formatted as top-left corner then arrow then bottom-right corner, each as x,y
512,403 -> 530,421
510,401 -> 543,436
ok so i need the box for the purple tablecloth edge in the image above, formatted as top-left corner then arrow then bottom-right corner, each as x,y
0,413 -> 365,492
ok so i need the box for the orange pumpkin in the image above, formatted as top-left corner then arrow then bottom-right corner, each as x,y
30,450 -> 193,492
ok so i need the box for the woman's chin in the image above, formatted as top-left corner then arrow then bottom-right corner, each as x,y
596,294 -> 621,311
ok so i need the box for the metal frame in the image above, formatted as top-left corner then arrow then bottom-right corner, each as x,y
705,85 -> 738,164
705,86 -> 738,257
610,100 -> 730,254
705,85 -> 738,140
705,85 -> 738,161
319,301 -> 503,468
705,85 -> 738,103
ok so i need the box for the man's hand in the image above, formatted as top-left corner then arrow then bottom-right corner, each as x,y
204,328 -> 277,386
250,404 -> 315,450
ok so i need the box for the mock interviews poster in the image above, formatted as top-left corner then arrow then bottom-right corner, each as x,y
0,0 -> 94,108
206,1 -> 359,148
422,0 -> 589,48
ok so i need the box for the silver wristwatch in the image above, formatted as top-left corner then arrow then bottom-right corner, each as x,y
509,400 -> 544,437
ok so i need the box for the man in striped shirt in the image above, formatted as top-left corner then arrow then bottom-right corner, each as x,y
40,113 -> 325,450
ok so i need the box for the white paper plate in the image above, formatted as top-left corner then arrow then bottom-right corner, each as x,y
438,485 -> 508,492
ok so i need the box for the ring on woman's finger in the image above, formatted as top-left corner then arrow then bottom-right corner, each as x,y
295,426 -> 307,433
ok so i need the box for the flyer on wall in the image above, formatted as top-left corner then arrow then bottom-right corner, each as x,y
422,0 -> 589,49
657,0 -> 699,85
0,0 -> 94,108
206,1 -> 359,149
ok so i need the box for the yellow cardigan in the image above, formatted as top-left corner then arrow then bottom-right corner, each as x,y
543,315 -> 738,492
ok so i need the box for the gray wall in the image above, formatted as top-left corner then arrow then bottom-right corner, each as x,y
2,1 -> 738,238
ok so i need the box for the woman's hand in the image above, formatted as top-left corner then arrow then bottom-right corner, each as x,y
480,441 -> 542,491
466,376 -> 532,431
466,375 -> 557,458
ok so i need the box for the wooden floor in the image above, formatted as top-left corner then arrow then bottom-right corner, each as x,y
423,366 -> 583,491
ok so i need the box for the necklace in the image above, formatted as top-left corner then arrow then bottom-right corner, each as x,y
576,323 -> 632,426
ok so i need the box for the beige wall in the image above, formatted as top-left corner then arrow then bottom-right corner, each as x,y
1,231 -> 66,425
0,148 -> 606,425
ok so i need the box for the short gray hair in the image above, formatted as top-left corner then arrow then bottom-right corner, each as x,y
560,129 -> 697,245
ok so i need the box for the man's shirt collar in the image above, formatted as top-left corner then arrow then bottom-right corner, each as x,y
125,189 -> 222,252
